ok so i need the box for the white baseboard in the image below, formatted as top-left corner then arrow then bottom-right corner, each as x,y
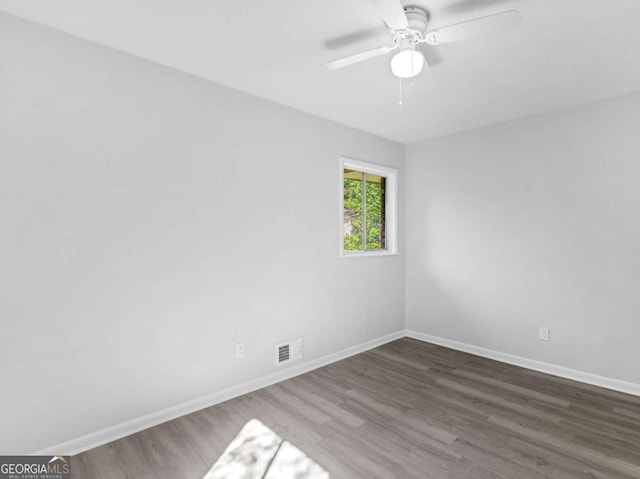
405,329 -> 640,397
32,330 -> 405,456
34,328 -> 639,456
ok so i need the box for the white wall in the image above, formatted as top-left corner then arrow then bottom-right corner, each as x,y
406,91 -> 640,386
0,12 -> 404,454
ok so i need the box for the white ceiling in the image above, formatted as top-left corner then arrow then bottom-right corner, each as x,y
2,0 -> 640,143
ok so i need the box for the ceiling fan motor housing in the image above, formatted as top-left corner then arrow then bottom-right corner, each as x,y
404,7 -> 429,38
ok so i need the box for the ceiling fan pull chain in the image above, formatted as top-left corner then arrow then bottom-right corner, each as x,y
398,78 -> 403,106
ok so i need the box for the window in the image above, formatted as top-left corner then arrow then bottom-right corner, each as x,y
340,158 -> 398,257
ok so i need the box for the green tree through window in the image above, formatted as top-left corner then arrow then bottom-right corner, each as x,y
343,169 -> 386,251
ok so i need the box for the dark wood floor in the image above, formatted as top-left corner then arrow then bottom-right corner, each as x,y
73,338 -> 640,478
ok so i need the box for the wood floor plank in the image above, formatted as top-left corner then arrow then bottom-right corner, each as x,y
450,368 -> 572,408
73,338 -> 640,478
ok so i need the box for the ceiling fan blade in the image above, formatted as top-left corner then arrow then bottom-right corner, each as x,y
417,44 -> 442,68
425,10 -> 521,45
442,0 -> 519,15
324,27 -> 388,50
324,45 -> 395,70
422,56 -> 433,80
371,0 -> 408,31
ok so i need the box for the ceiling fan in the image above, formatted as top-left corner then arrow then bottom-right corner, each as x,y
324,0 -> 521,79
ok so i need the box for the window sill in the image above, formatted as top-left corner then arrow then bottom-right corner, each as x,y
340,251 -> 400,259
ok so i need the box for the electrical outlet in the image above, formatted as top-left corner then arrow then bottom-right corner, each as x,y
539,327 -> 550,341
236,342 -> 245,358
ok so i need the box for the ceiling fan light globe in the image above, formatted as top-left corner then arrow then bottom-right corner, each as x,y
391,49 -> 424,78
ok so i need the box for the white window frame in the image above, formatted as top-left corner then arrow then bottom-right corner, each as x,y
340,157 -> 398,258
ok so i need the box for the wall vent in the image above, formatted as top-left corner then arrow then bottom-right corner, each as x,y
278,344 -> 290,363
275,337 -> 303,366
